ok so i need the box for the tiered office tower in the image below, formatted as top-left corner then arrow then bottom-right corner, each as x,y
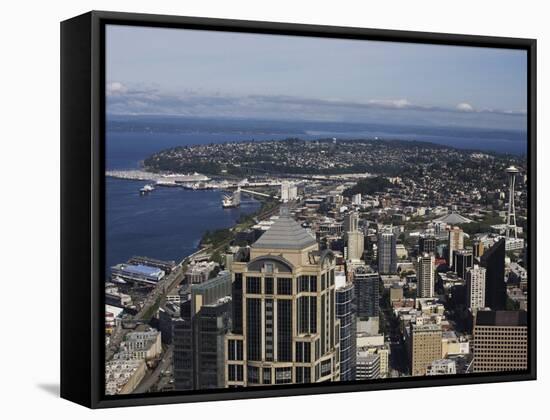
345,211 -> 364,261
466,264 -> 486,313
416,253 -> 435,298
473,310 -> 528,373
225,211 -> 340,386
481,238 -> 506,311
448,226 -> 464,269
505,166 -> 519,240
377,229 -> 397,274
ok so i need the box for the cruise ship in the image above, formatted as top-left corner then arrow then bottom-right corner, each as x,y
222,187 -> 241,208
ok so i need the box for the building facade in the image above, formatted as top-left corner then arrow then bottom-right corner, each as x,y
335,280 -> 356,381
466,264 -> 486,313
353,266 -> 380,318
225,213 -> 341,387
481,238 -> 506,311
377,230 -> 397,274
448,226 -> 464,269
416,253 -> 435,299
409,323 -> 443,376
473,310 -> 528,373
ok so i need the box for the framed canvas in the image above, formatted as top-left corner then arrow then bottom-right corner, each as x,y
60,11 -> 536,408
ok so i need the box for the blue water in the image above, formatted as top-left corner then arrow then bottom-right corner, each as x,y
106,177 -> 260,276
105,116 -> 527,277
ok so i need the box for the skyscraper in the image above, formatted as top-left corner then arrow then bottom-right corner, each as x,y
173,272 -> 233,391
448,226 -> 464,269
416,253 -> 435,298
466,264 -> 486,312
418,236 -> 437,255
473,310 -> 527,373
225,212 -> 340,386
353,266 -> 380,318
472,239 -> 485,260
409,323 -> 442,376
335,278 -> 356,381
377,230 -> 397,274
346,211 -> 364,261
453,249 -> 473,279
481,238 -> 506,311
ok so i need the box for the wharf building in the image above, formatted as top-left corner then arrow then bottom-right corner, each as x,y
473,310 -> 528,373
224,211 -> 341,387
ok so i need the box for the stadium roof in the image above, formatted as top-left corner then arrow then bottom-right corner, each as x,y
433,212 -> 473,224
252,214 -> 317,250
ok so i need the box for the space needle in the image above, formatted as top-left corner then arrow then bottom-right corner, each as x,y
505,165 -> 520,240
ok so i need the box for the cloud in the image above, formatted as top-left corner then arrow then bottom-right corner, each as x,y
456,102 -> 475,112
106,82 -> 128,95
105,84 -> 526,126
367,98 -> 412,109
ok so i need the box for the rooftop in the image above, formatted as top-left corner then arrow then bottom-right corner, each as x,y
252,213 -> 317,250
434,212 -> 473,224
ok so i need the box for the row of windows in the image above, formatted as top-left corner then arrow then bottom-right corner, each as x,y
245,276 -> 293,295
243,272 -> 335,296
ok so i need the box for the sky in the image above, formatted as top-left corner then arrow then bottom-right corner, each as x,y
106,24 -> 527,131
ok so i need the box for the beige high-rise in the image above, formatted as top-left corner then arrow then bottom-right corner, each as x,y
409,323 -> 442,376
225,213 -> 340,387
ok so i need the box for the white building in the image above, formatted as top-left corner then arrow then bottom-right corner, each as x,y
427,359 -> 457,376
280,181 -> 298,202
416,253 -> 435,298
466,264 -> 486,312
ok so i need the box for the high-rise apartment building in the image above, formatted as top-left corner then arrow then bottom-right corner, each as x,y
335,278 -> 356,381
416,253 -> 435,298
225,212 -> 340,386
448,226 -> 464,269
377,229 -> 397,274
481,238 -> 506,311
466,264 -> 486,313
473,310 -> 527,373
409,323 -> 442,376
353,266 -> 380,318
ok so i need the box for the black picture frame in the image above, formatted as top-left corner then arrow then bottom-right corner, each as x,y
60,10 -> 537,409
